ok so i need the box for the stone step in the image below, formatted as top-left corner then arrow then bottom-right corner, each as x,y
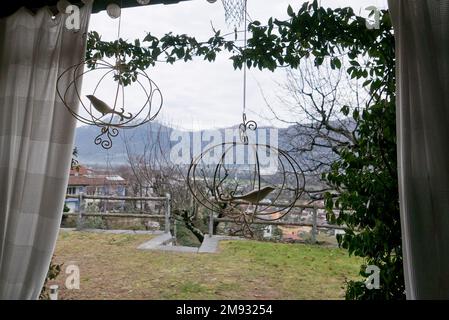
154,245 -> 198,253
137,232 -> 173,250
198,235 -> 246,253
198,235 -> 219,253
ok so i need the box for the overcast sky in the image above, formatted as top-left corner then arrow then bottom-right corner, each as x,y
83,0 -> 388,131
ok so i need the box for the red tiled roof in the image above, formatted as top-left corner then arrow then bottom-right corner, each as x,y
68,164 -> 127,186
68,176 -> 106,186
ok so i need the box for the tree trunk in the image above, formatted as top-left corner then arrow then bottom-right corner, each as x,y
179,210 -> 204,243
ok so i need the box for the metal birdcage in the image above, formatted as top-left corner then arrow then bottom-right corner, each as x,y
187,141 -> 305,237
188,0 -> 306,237
56,57 -> 163,149
57,3 -> 163,150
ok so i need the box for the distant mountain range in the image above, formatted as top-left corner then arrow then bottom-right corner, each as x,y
74,121 -> 344,168
75,122 -> 173,165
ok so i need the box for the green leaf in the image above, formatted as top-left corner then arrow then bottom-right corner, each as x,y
287,5 -> 294,17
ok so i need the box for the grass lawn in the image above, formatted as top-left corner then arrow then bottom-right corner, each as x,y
52,231 -> 362,300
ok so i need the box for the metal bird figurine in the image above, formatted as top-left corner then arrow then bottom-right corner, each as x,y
86,95 -> 132,121
220,186 -> 275,204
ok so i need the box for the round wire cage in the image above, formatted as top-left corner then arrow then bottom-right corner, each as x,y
187,142 -> 305,236
56,58 -> 163,149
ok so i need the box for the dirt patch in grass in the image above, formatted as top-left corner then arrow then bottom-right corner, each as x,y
52,231 -> 362,300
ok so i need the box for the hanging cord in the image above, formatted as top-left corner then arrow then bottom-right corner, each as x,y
238,0 -> 257,145
242,0 -> 247,116
112,1 -> 123,119
115,0 -> 123,59
117,2 -> 122,42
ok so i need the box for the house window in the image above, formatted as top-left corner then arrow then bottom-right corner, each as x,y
67,187 -> 77,195
95,187 -> 103,195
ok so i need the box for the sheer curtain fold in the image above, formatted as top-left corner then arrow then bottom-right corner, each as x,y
389,0 -> 449,299
0,1 -> 92,299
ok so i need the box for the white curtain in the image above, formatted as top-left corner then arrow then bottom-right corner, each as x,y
0,1 -> 92,299
389,0 -> 449,299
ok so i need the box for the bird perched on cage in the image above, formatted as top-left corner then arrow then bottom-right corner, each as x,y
219,186 -> 275,204
86,95 -> 132,121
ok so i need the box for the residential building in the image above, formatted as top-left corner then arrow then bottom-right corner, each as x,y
65,166 -> 127,212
